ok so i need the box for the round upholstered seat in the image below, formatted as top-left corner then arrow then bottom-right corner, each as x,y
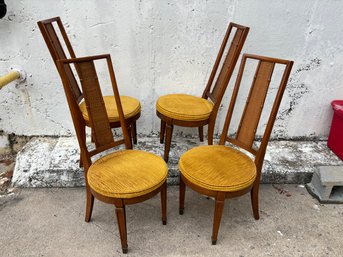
156,94 -> 213,121
80,95 -> 141,123
179,145 -> 257,192
87,150 -> 168,199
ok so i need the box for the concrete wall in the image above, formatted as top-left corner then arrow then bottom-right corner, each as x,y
1,0 -> 343,139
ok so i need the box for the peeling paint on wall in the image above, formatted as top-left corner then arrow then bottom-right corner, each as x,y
275,58 -> 321,139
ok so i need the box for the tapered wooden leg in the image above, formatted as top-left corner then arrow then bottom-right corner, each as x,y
179,175 -> 186,215
161,182 -> 167,225
212,193 -> 225,245
115,204 -> 128,254
160,120 -> 166,144
164,123 -> 174,162
85,185 -> 94,222
131,121 -> 137,145
198,126 -> 204,142
127,125 -> 133,149
207,121 -> 215,145
251,182 -> 260,220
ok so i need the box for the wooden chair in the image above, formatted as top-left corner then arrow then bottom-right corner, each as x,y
57,54 -> 168,254
178,54 -> 293,244
156,22 -> 249,162
38,17 -> 140,146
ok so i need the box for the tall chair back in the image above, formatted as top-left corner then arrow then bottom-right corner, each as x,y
57,55 -> 132,170
38,17 -> 82,102
219,53 -> 293,177
202,23 -> 250,109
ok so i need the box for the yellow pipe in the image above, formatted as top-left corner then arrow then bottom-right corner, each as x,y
0,70 -> 20,89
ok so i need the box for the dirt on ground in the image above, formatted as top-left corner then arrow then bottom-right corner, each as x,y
0,154 -> 16,197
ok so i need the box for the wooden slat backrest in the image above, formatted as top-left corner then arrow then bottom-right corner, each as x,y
235,60 -> 275,148
219,54 -> 293,162
77,60 -> 114,148
38,17 -> 83,103
202,23 -> 249,106
57,55 -> 132,169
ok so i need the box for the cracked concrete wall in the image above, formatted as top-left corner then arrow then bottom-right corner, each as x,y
1,0 -> 343,139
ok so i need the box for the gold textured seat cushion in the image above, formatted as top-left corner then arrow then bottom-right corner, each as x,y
156,94 -> 213,121
80,95 -> 141,123
87,150 -> 168,199
179,145 -> 257,192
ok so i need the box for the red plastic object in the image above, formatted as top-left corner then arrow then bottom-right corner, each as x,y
328,100 -> 343,160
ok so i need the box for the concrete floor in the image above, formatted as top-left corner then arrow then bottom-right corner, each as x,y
0,185 -> 342,257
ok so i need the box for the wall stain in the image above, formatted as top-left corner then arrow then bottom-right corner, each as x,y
275,58 -> 322,139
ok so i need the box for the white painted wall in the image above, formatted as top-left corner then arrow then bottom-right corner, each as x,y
1,0 -> 343,139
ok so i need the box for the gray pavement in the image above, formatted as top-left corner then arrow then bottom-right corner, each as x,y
0,185 -> 342,257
